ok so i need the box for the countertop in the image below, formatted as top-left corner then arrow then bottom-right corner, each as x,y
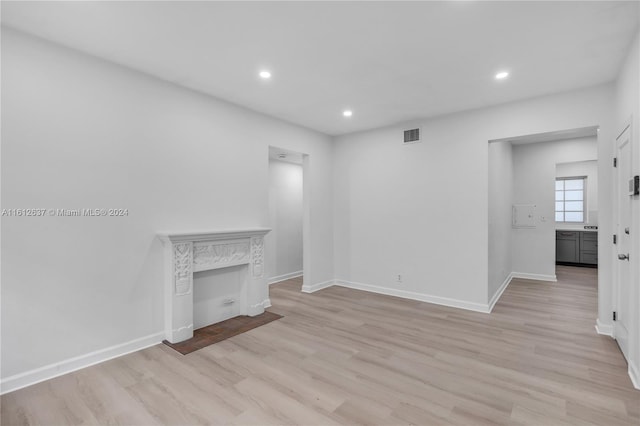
556,228 -> 598,233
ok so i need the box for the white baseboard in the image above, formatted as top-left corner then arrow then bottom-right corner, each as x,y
301,279 -> 335,293
268,270 -> 303,285
629,361 -> 640,390
595,318 -> 614,337
0,332 -> 164,395
511,272 -> 557,282
488,273 -> 514,312
334,279 -> 490,313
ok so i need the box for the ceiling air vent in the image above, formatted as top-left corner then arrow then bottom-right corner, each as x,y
404,128 -> 420,143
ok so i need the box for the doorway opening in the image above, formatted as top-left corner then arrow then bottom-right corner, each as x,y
488,126 -> 600,310
267,146 -> 308,292
554,159 -> 599,268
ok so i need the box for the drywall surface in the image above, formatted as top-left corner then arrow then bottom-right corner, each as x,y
614,29 -> 639,387
267,160 -> 303,282
488,141 -> 514,302
334,84 -> 614,309
556,159 -> 598,229
1,28 -> 333,380
512,137 -> 597,278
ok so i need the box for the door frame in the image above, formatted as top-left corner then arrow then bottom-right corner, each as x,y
267,146 -> 309,289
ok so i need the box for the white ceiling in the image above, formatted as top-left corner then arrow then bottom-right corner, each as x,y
2,1 -> 638,136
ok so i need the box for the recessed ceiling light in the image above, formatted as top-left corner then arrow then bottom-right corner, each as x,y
343,110 -> 353,117
495,71 -> 509,80
259,70 -> 271,79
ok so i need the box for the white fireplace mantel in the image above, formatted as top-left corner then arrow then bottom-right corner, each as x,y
158,228 -> 271,343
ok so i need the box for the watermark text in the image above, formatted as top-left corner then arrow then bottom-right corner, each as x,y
2,208 -> 129,217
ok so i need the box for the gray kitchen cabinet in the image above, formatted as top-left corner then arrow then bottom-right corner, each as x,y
556,231 -> 579,263
579,232 -> 598,265
556,230 -> 598,266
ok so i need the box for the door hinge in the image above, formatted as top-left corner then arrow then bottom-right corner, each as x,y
613,157 -> 617,167
613,311 -> 617,321
613,234 -> 617,244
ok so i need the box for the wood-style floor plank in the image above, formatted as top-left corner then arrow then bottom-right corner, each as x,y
2,266 -> 639,425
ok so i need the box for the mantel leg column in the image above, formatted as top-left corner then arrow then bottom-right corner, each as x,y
248,236 -> 267,316
165,241 -> 194,343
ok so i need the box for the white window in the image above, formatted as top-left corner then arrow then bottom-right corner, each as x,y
555,177 -> 586,223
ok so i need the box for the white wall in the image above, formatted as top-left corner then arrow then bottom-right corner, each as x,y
556,159 -> 598,229
511,137 -> 597,278
488,141 -> 513,302
614,30 -> 640,388
267,160 -> 303,282
0,28 -> 334,383
334,85 -> 614,312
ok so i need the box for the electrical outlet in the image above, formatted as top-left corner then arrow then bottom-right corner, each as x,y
397,274 -> 402,283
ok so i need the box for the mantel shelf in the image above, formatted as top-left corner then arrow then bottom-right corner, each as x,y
158,228 -> 271,243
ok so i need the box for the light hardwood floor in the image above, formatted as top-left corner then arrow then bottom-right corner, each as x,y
2,266 -> 639,425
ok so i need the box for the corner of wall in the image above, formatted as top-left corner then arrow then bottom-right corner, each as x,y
301,279 -> 335,293
629,361 -> 640,390
595,318 -> 614,337
488,272 -> 514,312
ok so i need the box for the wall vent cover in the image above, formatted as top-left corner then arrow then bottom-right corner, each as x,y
404,128 -> 420,143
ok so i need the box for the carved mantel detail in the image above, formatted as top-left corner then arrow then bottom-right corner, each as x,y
251,236 -> 265,278
158,229 -> 271,344
193,241 -> 250,272
173,242 -> 193,295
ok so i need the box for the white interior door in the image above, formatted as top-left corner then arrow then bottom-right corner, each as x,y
614,124 -> 632,362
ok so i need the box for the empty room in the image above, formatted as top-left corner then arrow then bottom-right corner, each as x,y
1,1 -> 639,425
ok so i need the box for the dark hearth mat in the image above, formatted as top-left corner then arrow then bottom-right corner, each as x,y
163,311 -> 283,355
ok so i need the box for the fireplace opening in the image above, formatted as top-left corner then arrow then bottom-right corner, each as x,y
193,264 -> 247,329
